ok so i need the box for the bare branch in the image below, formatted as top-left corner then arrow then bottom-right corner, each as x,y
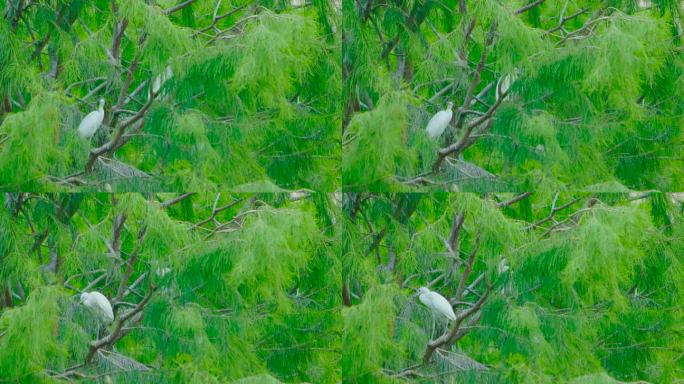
496,192 -> 532,208
453,234 -> 480,303
515,0 -> 545,15
527,195 -> 582,230
434,23 -> 498,171
164,0 -> 197,15
160,193 -> 196,208
115,225 -> 147,303
547,8 -> 589,34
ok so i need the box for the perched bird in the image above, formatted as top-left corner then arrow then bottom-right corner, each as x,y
80,291 -> 114,323
152,65 -> 173,95
418,286 -> 457,321
497,258 -> 510,274
155,266 -> 172,278
426,101 -> 454,139
637,0 -> 652,8
78,98 -> 105,140
496,69 -> 520,102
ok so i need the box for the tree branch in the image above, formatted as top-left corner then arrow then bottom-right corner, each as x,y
85,88 -> 157,172
453,234 -> 480,303
423,281 -> 490,364
515,0 -> 545,15
164,0 -> 197,15
496,192 -> 532,208
160,193 -> 196,208
114,225 -> 147,303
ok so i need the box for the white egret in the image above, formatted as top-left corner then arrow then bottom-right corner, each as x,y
152,65 -> 173,94
425,101 -> 454,139
418,286 -> 457,321
638,0 -> 652,8
496,69 -> 520,102
155,267 -> 172,278
80,291 -> 114,323
497,258 -> 510,274
78,98 -> 105,140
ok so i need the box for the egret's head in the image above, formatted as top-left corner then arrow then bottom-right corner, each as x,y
417,287 -> 430,295
79,292 -> 89,304
447,101 -> 454,110
98,98 -> 105,108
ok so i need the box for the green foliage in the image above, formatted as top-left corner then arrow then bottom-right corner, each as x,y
0,286 -> 64,382
343,93 -> 415,190
342,284 -> 399,382
344,0 -> 684,191
0,93 -> 71,189
0,1 -> 340,191
341,192 -> 684,383
0,193 -> 340,382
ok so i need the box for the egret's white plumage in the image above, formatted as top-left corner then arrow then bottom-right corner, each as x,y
496,70 -> 519,101
152,65 -> 173,94
80,291 -> 114,323
418,287 -> 457,321
638,0 -> 652,8
426,101 -> 454,139
155,267 -> 172,278
78,98 -> 105,140
497,258 -> 510,274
